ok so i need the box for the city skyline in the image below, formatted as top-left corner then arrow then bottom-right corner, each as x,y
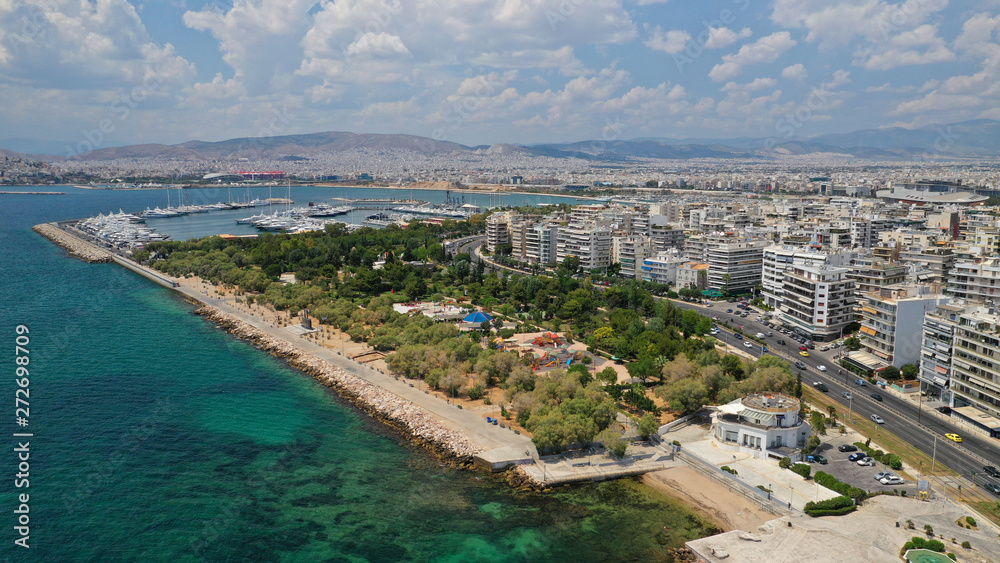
2,0 -> 999,149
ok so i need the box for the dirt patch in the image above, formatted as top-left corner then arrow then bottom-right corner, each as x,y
643,466 -> 773,533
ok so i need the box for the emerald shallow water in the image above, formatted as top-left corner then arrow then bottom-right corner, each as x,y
0,186 -> 716,561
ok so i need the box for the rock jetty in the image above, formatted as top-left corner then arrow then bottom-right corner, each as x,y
194,306 -> 484,461
33,223 -> 114,263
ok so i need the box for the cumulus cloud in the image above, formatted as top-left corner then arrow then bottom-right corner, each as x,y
708,32 -> 797,81
782,63 -> 808,80
704,27 -> 753,49
644,27 -> 690,54
854,24 -> 954,69
770,0 -> 949,50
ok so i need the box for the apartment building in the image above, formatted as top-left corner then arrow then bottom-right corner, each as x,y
919,302 -> 962,402
485,212 -> 514,252
556,221 -> 612,272
920,304 -> 1000,437
677,262 -> 709,291
848,258 -> 908,295
858,283 -> 950,367
612,235 -> 654,280
948,257 -> 1000,302
706,240 -> 769,293
762,246 -> 856,309
776,264 -> 856,341
639,252 -> 687,285
850,217 -> 895,248
648,215 -> 685,251
511,221 -> 559,265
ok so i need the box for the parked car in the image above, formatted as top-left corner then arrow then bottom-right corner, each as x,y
880,476 -> 905,486
984,465 -> 1000,479
855,379 -> 868,386
874,471 -> 895,481
936,406 -> 951,414
870,393 -> 883,401
985,483 -> 1000,496
857,456 -> 876,466
838,444 -> 858,452
842,391 -> 852,400
818,365 -> 827,372
944,433 -> 962,443
871,414 -> 885,424
848,452 -> 866,461
813,382 -> 829,392
820,345 -> 830,351
726,309 -> 733,313
807,342 -> 815,349
807,454 -> 828,464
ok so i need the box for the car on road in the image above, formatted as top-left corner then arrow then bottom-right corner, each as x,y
874,471 -> 895,481
818,365 -> 827,371
807,342 -> 815,349
761,346 -> 769,353
936,406 -> 951,414
838,444 -> 858,452
744,341 -> 754,348
734,333 -> 743,340
880,476 -> 905,486
986,483 -> 1000,496
799,345 -> 808,351
945,433 -> 962,443
871,414 -> 885,424
984,466 -> 1000,479
813,382 -> 829,392
799,350 -> 810,357
795,361 -> 807,370
857,457 -> 876,466
766,331 -> 773,337
776,339 -> 786,345
855,379 -> 868,386
848,452 -> 866,461
842,391 -> 852,400
820,345 -> 830,351
870,393 -> 883,401
756,332 -> 765,339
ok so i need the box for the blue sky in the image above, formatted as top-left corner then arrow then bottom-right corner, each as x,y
1,0 -> 999,150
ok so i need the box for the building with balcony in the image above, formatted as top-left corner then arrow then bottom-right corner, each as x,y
919,304 -> 1000,438
648,215 -> 685,251
639,252 -> 686,285
511,221 -> 559,265
948,257 -> 1000,303
485,212 -> 514,252
706,240 -> 769,293
919,302 -> 962,403
858,283 -> 950,368
676,262 -> 709,291
712,393 -> 810,461
612,235 -> 654,280
776,264 -> 856,341
848,258 -> 908,295
762,245 -> 856,309
556,222 -> 612,272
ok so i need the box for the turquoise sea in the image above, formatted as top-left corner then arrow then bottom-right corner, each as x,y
0,186 -> 713,562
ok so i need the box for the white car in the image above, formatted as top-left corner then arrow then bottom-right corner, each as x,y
817,365 -> 827,372
880,476 -> 905,486
871,414 -> 885,424
744,341 -> 754,348
857,457 -> 876,466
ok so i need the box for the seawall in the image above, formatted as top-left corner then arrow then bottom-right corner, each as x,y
33,222 -> 114,263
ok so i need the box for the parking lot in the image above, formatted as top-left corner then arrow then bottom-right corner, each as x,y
810,432 -> 919,496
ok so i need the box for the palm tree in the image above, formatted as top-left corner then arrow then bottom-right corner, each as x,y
721,273 -> 732,296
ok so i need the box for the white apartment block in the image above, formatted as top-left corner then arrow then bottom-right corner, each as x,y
706,240 -> 769,293
612,235 -> 654,280
858,284 -> 950,368
919,304 -> 1000,437
847,258 -> 908,295
557,222 -> 612,272
485,212 -> 514,252
648,215 -> 685,251
948,257 -> 1000,302
762,245 -> 856,309
850,217 -> 894,248
776,264 -> 856,341
677,262 -> 709,290
639,252 -> 686,285
919,302 -> 961,403
512,222 -> 559,265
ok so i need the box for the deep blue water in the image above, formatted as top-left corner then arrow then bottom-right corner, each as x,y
0,186 -> 706,562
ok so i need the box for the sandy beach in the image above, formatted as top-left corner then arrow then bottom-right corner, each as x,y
643,466 -> 773,533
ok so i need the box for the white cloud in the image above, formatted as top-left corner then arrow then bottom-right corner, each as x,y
721,78 -> 778,92
854,24 -> 954,69
644,27 -> 690,54
345,33 -> 411,58
704,27 -> 753,49
708,32 -> 797,81
770,0 -> 949,50
781,63 -> 808,80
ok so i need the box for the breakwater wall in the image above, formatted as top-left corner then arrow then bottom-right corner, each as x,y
32,222 -> 114,263
193,306 -> 485,463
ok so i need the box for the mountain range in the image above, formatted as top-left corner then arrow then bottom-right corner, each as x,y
3,119 -> 998,162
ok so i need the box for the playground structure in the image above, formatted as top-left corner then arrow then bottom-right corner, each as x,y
532,349 -> 586,371
532,332 -> 563,348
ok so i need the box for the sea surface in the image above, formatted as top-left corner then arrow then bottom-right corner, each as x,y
0,186 -> 713,562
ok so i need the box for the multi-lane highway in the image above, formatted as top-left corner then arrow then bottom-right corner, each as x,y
673,298 -> 1000,497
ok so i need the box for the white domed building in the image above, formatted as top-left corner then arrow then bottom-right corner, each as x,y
711,393 -> 810,461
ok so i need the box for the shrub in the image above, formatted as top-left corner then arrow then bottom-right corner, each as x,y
467,385 -> 485,400
804,496 -> 855,517
721,465 -> 738,475
791,463 -> 811,480
757,485 -> 772,493
961,541 -> 971,549
948,554 -> 956,561
813,471 -> 867,501
966,516 -> 976,527
901,536 -> 946,555
672,440 -> 681,447
906,520 -> 915,530
779,456 -> 793,469
925,525 -> 934,535
802,436 -> 821,455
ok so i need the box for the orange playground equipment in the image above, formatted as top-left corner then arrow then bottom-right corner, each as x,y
532,332 -> 563,348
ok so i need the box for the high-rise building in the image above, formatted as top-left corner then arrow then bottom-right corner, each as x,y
947,257 -> 1000,303
706,240 -> 769,293
485,212 -> 514,252
857,283 -> 950,367
762,245 -> 856,309
776,264 -> 855,341
612,235 -> 654,280
556,222 -> 612,272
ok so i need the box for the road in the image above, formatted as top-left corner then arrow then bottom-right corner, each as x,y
671,299 -> 1000,498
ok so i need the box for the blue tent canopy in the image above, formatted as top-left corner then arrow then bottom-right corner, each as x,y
463,311 -> 493,324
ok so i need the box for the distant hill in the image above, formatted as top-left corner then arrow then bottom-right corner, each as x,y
0,137 -> 75,155
34,119 -> 1000,163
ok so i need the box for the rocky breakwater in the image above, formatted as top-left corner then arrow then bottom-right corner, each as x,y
33,223 -> 114,263
194,306 -> 484,463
